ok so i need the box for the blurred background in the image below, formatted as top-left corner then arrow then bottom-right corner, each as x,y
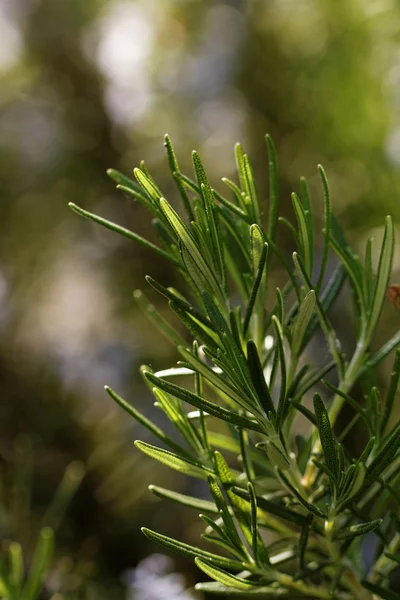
1,0 -> 400,597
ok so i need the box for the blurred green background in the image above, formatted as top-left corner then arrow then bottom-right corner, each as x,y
1,0 -> 400,597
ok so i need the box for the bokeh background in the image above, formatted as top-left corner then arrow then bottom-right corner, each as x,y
1,0 -> 400,598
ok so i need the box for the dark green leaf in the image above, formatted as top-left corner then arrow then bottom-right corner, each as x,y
246,340 -> 275,417
361,580 -> 400,600
313,394 -> 338,481
141,528 -> 244,571
381,348 -> 400,435
68,203 -> 180,267
144,370 -> 265,433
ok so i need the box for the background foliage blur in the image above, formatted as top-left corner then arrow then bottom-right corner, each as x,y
1,0 -> 400,597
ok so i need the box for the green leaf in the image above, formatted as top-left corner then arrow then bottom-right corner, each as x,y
299,176 -> 314,275
141,528 -> 244,571
293,361 -> 336,401
133,289 -> 187,348
366,333 -> 400,369
68,203 -> 180,267
330,218 -> 365,315
248,482 -> 270,567
367,215 -> 395,339
22,527 -> 54,600
134,167 -> 163,208
145,275 -> 211,327
135,441 -> 213,480
246,340 -> 275,417
265,134 -> 279,245
149,485 -> 218,513
364,428 -> 400,489
313,394 -> 338,482
178,347 -> 256,414
208,476 -> 245,552
361,580 -> 400,600
164,134 -> 194,221
195,582 -> 277,595
315,165 -> 332,292
169,301 -> 220,352
338,462 -> 366,508
301,262 -> 346,352
288,400 -> 317,426
364,236 -> 374,307
221,177 -> 247,213
159,198 -> 222,301
143,370 -> 265,433
333,519 -> 382,540
195,558 -> 261,591
291,290 -> 316,358
298,514 -> 313,571
384,553 -> 400,564
8,542 -> 23,597
277,470 -> 326,518
381,347 -> 400,435
243,237 -> 268,336
292,192 -> 312,278
105,385 -> 189,457
213,188 -> 249,221
202,292 -> 261,409
293,252 -> 344,376
322,379 -> 371,433
272,316 -> 287,429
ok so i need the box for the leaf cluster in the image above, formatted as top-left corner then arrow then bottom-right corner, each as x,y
70,135 -> 400,599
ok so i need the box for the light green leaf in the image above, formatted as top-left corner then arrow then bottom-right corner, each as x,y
149,485 -> 218,513
292,192 -> 312,277
142,528 -> 244,571
164,134 -> 194,221
160,198 -> 222,301
367,215 -> 394,339
195,558 -> 261,591
315,165 -> 332,292
291,290 -> 316,358
135,441 -> 213,480
265,134 -> 279,246
22,527 -> 54,600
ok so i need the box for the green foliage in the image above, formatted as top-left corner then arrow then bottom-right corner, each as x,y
71,135 -> 400,599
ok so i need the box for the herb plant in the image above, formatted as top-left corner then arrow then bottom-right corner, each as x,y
70,135 -> 400,599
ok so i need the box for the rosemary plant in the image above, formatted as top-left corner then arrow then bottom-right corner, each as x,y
70,135 -> 400,599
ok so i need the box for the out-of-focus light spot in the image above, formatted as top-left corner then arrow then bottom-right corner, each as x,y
124,554 -> 196,600
385,125 -> 400,166
95,4 -> 153,81
0,8 -> 23,72
16,254 -> 113,360
83,2 -> 155,124
0,269 -> 8,327
264,335 -> 274,351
